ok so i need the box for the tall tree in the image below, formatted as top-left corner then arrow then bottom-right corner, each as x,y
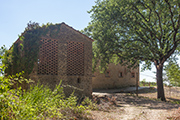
85,0 -> 180,101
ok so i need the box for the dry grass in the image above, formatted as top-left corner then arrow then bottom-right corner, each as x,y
136,87 -> 180,120
137,86 -> 180,104
90,87 -> 180,120
167,107 -> 180,120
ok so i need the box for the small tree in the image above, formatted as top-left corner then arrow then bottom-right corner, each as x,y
141,79 -> 146,86
0,45 -> 7,75
85,0 -> 180,101
165,61 -> 180,87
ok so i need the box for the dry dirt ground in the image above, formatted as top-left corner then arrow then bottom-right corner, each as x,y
87,87 -> 180,120
138,87 -> 180,103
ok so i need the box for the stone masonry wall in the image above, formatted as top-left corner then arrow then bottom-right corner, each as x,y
92,63 -> 139,90
58,24 -> 92,97
29,23 -> 92,98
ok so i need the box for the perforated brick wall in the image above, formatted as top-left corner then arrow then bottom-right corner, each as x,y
38,38 -> 58,75
29,23 -> 93,98
67,41 -> 84,76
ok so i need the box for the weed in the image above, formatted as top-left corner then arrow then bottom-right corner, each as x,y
0,75 -> 96,119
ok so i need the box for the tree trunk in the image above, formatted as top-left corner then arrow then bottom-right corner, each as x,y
136,72 -> 138,97
156,64 -> 166,101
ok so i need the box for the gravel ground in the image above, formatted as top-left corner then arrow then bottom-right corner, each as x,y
87,87 -> 180,120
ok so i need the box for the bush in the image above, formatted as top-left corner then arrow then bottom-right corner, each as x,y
0,75 -> 96,119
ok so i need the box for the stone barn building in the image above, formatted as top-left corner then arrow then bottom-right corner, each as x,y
8,22 -> 139,97
92,63 -> 139,90
10,22 -> 93,97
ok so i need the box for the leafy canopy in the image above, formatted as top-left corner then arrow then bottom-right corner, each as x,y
85,0 -> 180,70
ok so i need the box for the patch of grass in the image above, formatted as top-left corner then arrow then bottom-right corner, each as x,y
0,76 -> 96,119
167,99 -> 180,104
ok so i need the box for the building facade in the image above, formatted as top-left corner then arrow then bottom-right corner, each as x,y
92,63 -> 139,90
13,23 -> 93,97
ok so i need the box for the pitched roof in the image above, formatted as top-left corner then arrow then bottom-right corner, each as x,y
12,22 -> 94,49
61,22 -> 94,42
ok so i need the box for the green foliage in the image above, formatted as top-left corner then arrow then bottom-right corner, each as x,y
85,0 -> 180,70
81,97 -> 97,110
165,61 -> 180,86
0,73 -> 33,120
3,21 -> 62,77
85,0 -> 180,101
0,45 -> 7,74
142,79 -> 146,83
0,45 -> 6,60
3,22 -> 41,77
0,75 -> 96,119
139,80 -> 157,87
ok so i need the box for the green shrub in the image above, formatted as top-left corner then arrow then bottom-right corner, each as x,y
0,75 -> 96,119
82,97 -> 97,110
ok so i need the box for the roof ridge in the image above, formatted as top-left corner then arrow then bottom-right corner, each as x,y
61,22 -> 94,42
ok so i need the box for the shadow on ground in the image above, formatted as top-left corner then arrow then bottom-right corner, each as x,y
93,87 -> 157,94
93,87 -> 180,110
115,94 -> 180,110
166,97 -> 180,103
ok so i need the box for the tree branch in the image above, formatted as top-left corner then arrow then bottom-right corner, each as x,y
131,4 -> 148,22
134,20 -> 159,49
175,14 -> 180,31
153,7 -> 163,44
165,0 -> 175,30
162,39 -> 180,64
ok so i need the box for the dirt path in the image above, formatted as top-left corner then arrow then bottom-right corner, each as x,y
88,93 -> 180,120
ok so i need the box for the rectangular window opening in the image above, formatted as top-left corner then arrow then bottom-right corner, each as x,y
38,38 -> 58,75
67,41 -> 84,76
119,72 -> 123,78
105,71 -> 110,77
131,73 -> 135,78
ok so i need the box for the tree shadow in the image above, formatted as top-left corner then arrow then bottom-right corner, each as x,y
93,87 -> 157,94
137,87 -> 157,93
114,94 -> 180,110
167,97 -> 180,103
93,87 -> 180,110
122,87 -> 157,94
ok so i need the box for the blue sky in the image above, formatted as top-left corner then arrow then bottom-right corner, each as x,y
0,0 -> 95,48
0,0 -> 156,82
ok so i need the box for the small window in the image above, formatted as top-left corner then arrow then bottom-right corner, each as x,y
105,71 -> 110,77
131,73 -> 135,78
119,72 -> 123,77
77,78 -> 81,83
